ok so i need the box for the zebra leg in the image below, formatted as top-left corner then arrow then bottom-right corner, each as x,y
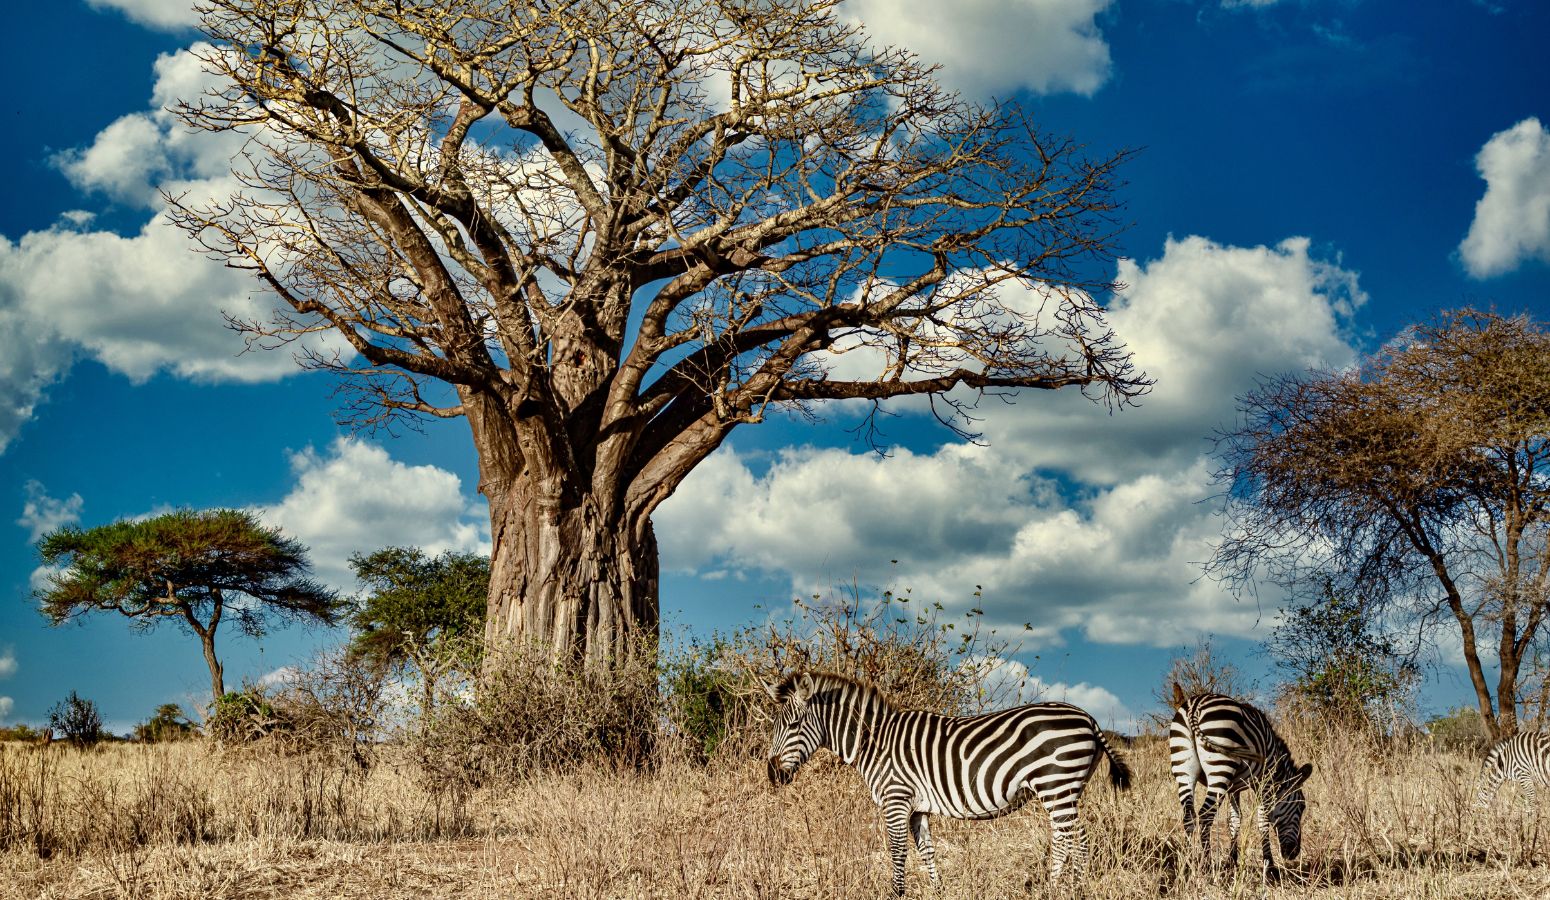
884,799 -> 913,897
1057,817 -> 1089,881
1044,787 -> 1086,884
909,812 -> 940,890
1175,776 -> 1198,838
1225,792 -> 1242,869
1521,775 -> 1537,811
1255,800 -> 1279,883
1196,786 -> 1228,868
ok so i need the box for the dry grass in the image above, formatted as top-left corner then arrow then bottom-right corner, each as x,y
2,724 -> 1548,899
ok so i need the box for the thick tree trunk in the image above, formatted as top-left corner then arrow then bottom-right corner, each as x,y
481,478 -> 660,671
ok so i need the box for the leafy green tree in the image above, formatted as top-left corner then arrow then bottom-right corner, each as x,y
36,508 -> 341,703
48,691 -> 103,748
1269,582 -> 1417,728
134,703 -> 198,743
348,547 -> 488,711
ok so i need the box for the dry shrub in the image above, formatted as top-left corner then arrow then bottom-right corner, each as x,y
412,637 -> 661,792
1151,636 -> 1249,718
267,649 -> 389,769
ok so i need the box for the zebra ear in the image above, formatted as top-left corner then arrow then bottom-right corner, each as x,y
1171,682 -> 1187,708
796,672 -> 816,701
1289,762 -> 1314,789
761,679 -> 782,703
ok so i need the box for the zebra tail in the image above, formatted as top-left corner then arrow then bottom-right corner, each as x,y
1095,728 -> 1133,791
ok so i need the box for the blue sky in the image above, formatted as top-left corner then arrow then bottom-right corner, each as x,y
2,0 -> 1549,733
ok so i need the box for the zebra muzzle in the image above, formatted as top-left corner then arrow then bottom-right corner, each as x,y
768,758 -> 793,786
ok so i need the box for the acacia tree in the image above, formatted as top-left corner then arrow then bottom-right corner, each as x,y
348,546 -> 488,711
1211,310 -> 1550,739
171,0 -> 1145,669
36,509 -> 341,703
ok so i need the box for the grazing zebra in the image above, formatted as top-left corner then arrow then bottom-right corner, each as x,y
1475,732 -> 1550,809
1169,684 -> 1313,882
766,671 -> 1132,896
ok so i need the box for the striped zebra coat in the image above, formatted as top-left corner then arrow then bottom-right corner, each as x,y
766,671 -> 1132,896
1476,732 -> 1550,808
1169,685 -> 1312,882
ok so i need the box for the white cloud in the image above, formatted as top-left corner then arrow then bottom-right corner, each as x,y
0,648 -> 15,679
847,0 -> 1113,97
1459,118 -> 1550,278
0,46 -> 350,453
258,666 -> 299,689
0,213 -> 346,386
86,0 -> 199,31
18,482 -> 83,544
657,234 -> 1363,649
980,235 -> 1364,486
0,697 -> 12,721
0,296 -> 72,455
253,438 -> 489,592
967,657 -> 1136,729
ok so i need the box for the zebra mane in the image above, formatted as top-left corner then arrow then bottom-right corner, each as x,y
775,670 -> 897,711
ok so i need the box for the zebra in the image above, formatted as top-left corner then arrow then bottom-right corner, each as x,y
1475,732 -> 1550,809
765,670 -> 1132,896
1168,684 -> 1313,883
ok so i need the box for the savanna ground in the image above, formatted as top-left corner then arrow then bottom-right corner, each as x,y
3,723 -> 1547,900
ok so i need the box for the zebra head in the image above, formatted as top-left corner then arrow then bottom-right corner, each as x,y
766,671 -> 824,786
1269,762 -> 1314,860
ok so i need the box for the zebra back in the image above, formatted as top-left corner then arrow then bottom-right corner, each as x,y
1476,732 -> 1550,807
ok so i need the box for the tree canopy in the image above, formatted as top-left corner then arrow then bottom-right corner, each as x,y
1212,309 -> 1550,738
36,508 -> 341,702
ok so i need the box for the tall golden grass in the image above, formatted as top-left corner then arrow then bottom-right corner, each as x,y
3,714 -> 1548,900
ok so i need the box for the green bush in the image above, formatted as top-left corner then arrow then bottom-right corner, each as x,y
48,691 -> 103,748
662,636 -> 746,763
1426,706 -> 1490,753
134,703 -> 198,743
0,723 -> 43,743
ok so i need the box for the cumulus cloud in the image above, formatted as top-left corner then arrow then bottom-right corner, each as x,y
980,235 -> 1363,486
253,438 -> 489,592
1459,118 -> 1550,278
0,648 -> 15,680
0,697 -> 12,721
0,306 -> 72,455
0,46 -> 349,453
847,0 -> 1113,97
968,657 -> 1136,729
18,481 -> 84,544
657,234 -> 1363,649
257,666 -> 299,689
86,0 -> 199,31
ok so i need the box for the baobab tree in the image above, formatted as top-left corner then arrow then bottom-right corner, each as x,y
170,0 -> 1146,670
